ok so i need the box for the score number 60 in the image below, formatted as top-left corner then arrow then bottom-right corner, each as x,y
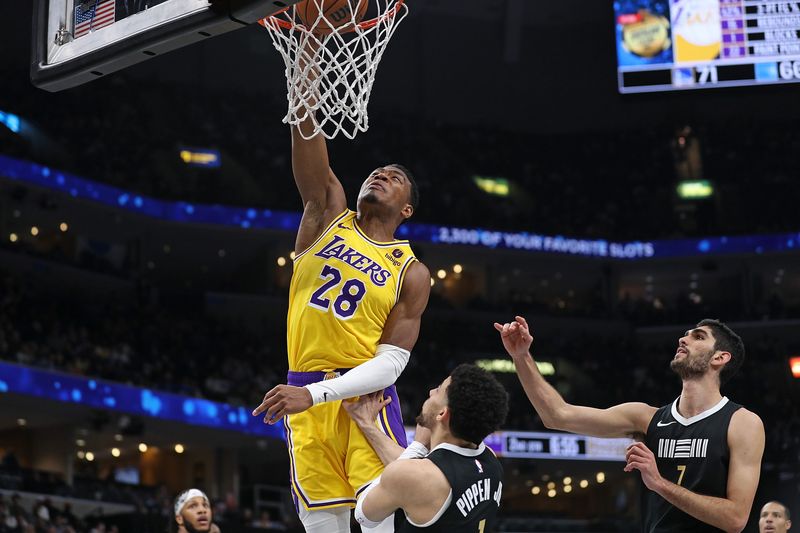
779,60 -> 800,80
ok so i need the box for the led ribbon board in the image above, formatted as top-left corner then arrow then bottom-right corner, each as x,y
401,428 -> 632,461
500,431 -> 631,461
2,154 -> 799,259
0,361 -> 284,439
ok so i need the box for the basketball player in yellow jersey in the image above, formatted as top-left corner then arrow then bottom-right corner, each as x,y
252,109 -> 430,533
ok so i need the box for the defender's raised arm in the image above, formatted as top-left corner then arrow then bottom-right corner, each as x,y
494,316 -> 655,438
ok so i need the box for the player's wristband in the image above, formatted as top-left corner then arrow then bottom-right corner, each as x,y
397,441 -> 429,460
305,344 -> 410,405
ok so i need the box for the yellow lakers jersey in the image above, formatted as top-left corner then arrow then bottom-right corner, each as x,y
287,210 -> 418,371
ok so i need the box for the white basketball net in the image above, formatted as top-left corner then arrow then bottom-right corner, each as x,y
261,0 -> 408,140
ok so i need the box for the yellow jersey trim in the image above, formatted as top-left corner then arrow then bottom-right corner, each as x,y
353,217 -> 411,247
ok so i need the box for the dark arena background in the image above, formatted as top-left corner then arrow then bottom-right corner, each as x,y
1,0 -> 800,531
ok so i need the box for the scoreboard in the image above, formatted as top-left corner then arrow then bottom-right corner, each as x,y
500,432 -> 631,461
404,428 -> 633,461
615,0 -> 800,93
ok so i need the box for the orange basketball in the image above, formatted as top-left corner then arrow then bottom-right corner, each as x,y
297,0 -> 369,34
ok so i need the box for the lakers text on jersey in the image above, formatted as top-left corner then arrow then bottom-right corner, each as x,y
284,209 -> 416,510
287,209 -> 417,372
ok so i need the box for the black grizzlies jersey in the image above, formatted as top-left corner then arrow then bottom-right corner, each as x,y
642,397 -> 742,532
395,443 -> 503,532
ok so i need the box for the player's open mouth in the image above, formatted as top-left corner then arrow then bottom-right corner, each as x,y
368,183 -> 385,192
675,348 -> 687,356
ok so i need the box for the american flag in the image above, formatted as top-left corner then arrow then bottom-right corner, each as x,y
74,0 -> 115,38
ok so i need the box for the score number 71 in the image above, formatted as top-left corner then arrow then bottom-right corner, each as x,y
697,65 -> 719,84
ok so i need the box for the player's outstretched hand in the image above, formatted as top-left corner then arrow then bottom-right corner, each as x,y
342,391 -> 391,428
624,442 -> 664,492
252,384 -> 313,424
493,315 -> 534,361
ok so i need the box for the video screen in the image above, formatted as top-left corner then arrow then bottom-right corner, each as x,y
615,0 -> 800,92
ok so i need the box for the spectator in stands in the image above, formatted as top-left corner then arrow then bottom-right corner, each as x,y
51,513 -> 77,533
88,521 -> 107,533
252,510 -> 285,530
0,499 -> 13,531
58,502 -> 78,530
8,494 -> 27,524
759,501 -> 792,533
32,499 -> 50,528
1,449 -> 20,473
171,489 -> 214,533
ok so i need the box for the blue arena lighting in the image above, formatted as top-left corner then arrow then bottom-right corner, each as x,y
0,111 -> 21,133
0,360 -> 631,460
1,154 -> 799,260
0,361 -> 284,439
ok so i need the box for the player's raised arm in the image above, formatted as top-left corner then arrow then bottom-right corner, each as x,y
356,458 -> 449,529
494,316 -> 656,438
343,392 -> 432,466
291,44 -> 347,254
291,118 -> 347,252
343,392 -> 407,464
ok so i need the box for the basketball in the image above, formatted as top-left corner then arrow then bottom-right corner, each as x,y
297,0 -> 369,34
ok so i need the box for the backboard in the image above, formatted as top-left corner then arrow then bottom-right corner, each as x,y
31,0 -> 300,91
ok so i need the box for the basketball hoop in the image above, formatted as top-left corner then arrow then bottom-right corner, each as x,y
260,0 -> 408,140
